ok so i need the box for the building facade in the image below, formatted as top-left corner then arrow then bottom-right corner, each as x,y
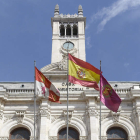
0,5 -> 140,140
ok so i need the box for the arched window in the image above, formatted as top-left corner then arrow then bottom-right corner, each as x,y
107,127 -> 128,140
58,127 -> 79,140
9,127 -> 30,140
66,25 -> 71,36
60,25 -> 65,36
73,25 -> 78,36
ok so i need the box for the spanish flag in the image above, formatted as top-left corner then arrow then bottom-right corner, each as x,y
69,54 -> 100,91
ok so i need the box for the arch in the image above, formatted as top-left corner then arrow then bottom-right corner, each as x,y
9,127 -> 30,140
73,25 -> 78,36
66,25 -> 71,36
58,127 -> 79,140
0,117 -> 34,137
101,116 -> 137,138
60,25 -> 65,36
107,127 -> 128,139
49,117 -> 87,137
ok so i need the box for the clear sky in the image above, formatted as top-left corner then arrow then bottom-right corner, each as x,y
0,0 -> 140,82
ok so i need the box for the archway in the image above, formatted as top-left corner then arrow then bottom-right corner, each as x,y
58,127 -> 79,140
107,127 -> 128,140
9,127 -> 30,140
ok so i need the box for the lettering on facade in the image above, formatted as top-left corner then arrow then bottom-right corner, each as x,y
58,88 -> 83,91
62,82 -> 75,86
58,82 -> 83,91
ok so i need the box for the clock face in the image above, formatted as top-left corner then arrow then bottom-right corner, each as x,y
63,42 -> 74,50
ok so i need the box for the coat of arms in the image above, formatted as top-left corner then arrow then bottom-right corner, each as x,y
102,84 -> 113,98
77,68 -> 86,79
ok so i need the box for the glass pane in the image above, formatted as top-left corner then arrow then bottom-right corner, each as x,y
59,127 -> 79,140
107,127 -> 127,139
63,42 -> 74,50
10,127 -> 30,140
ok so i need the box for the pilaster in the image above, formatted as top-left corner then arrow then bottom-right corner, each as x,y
87,98 -> 99,140
39,100 -> 50,140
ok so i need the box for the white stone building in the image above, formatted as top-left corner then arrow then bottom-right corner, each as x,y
0,4 -> 140,140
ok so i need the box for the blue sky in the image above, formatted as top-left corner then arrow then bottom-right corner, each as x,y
0,0 -> 140,82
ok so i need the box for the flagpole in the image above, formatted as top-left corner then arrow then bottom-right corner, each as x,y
34,61 -> 36,140
100,60 -> 101,140
67,41 -> 69,140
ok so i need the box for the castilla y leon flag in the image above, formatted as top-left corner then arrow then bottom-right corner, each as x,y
68,53 -> 100,91
35,67 -> 60,103
100,74 -> 121,112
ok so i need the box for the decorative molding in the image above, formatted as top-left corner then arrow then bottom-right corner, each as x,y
79,136 -> 88,140
49,136 -> 57,140
25,115 -> 39,124
63,110 -> 73,123
88,107 -> 98,118
40,108 -> 50,119
3,115 -> 13,123
74,115 -> 86,123
15,110 -> 25,124
100,136 -> 107,140
30,136 -> 38,140
111,110 -> 121,123
0,137 -> 9,140
0,111 -> 3,120
128,136 -> 136,140
51,115 -> 62,123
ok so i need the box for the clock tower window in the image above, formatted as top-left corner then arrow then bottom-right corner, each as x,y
73,24 -> 78,36
60,25 -> 65,36
66,25 -> 71,36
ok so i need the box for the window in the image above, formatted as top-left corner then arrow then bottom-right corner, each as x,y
58,127 -> 79,140
73,25 -> 78,36
60,25 -> 65,36
107,127 -> 128,140
9,127 -> 30,140
66,25 -> 71,36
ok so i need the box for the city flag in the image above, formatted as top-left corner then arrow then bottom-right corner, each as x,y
35,67 -> 60,103
100,74 -> 121,112
68,54 -> 100,91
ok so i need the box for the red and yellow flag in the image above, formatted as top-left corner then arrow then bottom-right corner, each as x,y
68,54 -> 100,91
35,67 -> 60,103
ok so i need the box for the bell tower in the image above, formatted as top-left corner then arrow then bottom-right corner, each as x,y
51,4 -> 86,64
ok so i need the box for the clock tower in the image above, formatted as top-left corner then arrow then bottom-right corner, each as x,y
51,4 -> 86,64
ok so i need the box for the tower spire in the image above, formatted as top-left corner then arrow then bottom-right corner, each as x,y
54,4 -> 59,17
78,5 -> 83,17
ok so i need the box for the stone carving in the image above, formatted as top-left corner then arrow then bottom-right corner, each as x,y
15,111 -> 25,124
25,115 -> 39,124
100,136 -> 107,140
120,114 -> 131,121
111,111 -> 120,123
30,136 -> 38,140
74,115 -> 85,123
40,108 -> 50,119
0,111 -> 3,120
128,136 -> 136,140
88,107 -> 98,118
63,110 -> 73,123
49,136 -> 57,140
3,115 -> 13,123
0,137 -> 9,140
79,136 -> 88,140
51,115 -> 62,123
58,55 -> 67,70
100,115 -> 108,121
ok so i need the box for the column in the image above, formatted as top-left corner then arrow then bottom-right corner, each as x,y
71,24 -> 73,37
39,100 -> 50,140
87,98 -> 99,140
64,24 -> 67,37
